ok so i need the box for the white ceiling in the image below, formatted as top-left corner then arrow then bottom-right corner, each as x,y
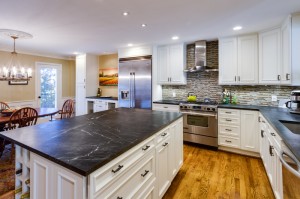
0,0 -> 300,59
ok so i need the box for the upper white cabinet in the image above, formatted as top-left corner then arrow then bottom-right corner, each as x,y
290,13 -> 300,86
281,16 -> 292,84
157,44 -> 187,85
259,28 -> 281,84
219,34 -> 258,85
76,54 -> 99,116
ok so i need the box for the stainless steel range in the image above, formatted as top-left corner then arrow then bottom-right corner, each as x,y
180,101 -> 218,147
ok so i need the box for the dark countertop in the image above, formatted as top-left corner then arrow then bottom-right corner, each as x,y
153,100 -> 182,105
86,96 -> 118,101
0,108 -> 182,176
218,104 -> 300,161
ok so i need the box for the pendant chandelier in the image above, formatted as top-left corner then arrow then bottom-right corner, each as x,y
0,29 -> 33,81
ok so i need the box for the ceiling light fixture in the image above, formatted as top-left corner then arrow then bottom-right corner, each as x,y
0,29 -> 33,82
141,24 -> 147,27
123,12 -> 129,16
233,26 -> 243,31
128,43 -> 133,47
172,36 -> 179,40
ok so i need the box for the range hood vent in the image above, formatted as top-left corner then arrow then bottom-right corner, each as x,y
184,40 -> 218,72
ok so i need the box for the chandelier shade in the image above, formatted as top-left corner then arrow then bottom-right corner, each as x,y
0,29 -> 33,82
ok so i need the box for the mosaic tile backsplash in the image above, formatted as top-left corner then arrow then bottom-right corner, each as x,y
162,42 -> 300,106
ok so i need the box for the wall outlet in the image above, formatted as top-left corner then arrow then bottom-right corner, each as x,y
271,95 -> 277,102
172,91 -> 176,97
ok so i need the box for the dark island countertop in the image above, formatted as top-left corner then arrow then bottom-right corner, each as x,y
218,104 -> 300,161
0,108 -> 182,176
86,96 -> 118,101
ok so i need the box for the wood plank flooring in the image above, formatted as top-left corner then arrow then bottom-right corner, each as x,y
163,143 -> 274,199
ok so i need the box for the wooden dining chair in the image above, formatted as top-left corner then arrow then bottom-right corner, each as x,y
0,107 -> 38,161
0,102 -> 9,113
58,99 -> 75,119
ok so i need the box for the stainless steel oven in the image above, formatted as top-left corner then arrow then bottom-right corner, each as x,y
181,106 -> 218,147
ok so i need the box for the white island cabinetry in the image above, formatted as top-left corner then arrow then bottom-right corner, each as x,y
28,117 -> 183,199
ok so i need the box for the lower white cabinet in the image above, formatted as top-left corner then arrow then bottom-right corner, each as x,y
28,117 -> 183,199
259,114 -> 283,199
152,103 -> 180,112
30,152 -> 86,199
218,108 -> 259,153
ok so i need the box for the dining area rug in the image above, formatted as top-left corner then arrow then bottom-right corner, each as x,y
0,145 -> 15,199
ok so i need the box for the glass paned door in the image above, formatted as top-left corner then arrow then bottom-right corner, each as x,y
40,68 -> 57,108
36,63 -> 62,108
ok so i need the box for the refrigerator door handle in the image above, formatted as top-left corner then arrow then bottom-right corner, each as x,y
129,72 -> 132,108
132,72 -> 135,108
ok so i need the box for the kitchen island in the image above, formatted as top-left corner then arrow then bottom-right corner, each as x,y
0,108 -> 183,199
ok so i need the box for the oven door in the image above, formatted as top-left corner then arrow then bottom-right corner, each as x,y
182,112 -> 218,137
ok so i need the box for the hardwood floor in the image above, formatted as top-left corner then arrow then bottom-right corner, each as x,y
163,143 -> 274,199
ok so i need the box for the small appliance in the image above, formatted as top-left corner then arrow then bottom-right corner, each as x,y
285,90 -> 300,114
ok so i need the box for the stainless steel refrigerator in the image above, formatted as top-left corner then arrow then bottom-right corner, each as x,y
118,56 -> 152,109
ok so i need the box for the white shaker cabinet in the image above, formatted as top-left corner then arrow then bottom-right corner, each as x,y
157,44 -> 186,85
259,28 -> 281,84
240,110 -> 259,152
219,34 -> 258,85
281,16 -> 292,85
76,54 -> 99,116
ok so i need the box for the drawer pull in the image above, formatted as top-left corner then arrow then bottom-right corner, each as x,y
161,132 -> 167,137
271,133 -> 276,136
261,130 -> 264,138
225,112 -> 232,114
117,197 -> 123,199
225,119 -> 232,122
112,165 -> 124,173
225,140 -> 232,143
142,145 -> 150,151
269,145 -> 274,156
141,170 -> 149,177
162,142 -> 169,147
163,107 -> 168,108
225,129 -> 232,131
262,121 -> 266,123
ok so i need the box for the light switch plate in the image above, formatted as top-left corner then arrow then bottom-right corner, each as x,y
271,95 -> 277,102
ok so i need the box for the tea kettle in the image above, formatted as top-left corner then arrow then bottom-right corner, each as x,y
285,90 -> 300,114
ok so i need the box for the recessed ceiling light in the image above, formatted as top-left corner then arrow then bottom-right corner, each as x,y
123,12 -> 129,16
128,43 -> 133,47
141,24 -> 147,27
172,36 -> 179,40
233,26 -> 243,31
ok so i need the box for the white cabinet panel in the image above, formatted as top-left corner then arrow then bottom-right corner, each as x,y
76,55 -> 86,84
259,28 -> 281,84
157,44 -> 186,85
241,110 -> 259,152
219,37 -> 238,84
281,16 -> 292,84
152,104 -> 180,112
76,83 -> 87,116
238,35 -> 258,84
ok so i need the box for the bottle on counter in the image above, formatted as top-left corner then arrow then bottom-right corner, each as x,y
97,88 -> 102,97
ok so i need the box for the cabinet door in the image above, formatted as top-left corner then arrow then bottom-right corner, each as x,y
75,83 -> 87,116
156,137 -> 171,198
174,120 -> 183,171
219,37 -> 238,85
281,16 -> 292,85
238,35 -> 258,84
76,55 -> 86,84
157,46 -> 169,84
169,44 -> 186,85
259,28 -> 281,84
241,110 -> 259,152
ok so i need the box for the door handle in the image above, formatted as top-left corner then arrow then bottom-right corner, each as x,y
38,96 -> 41,99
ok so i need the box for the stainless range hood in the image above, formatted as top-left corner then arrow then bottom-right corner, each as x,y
184,40 -> 218,72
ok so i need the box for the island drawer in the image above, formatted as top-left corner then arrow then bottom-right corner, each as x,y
219,136 -> 240,148
152,104 -> 180,112
218,109 -> 240,118
93,150 -> 155,199
156,128 -> 170,144
219,125 -> 240,137
89,135 -> 155,195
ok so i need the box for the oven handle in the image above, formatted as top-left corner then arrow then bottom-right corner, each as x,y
278,149 -> 300,179
181,111 -> 217,119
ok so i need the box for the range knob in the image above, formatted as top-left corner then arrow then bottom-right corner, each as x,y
212,108 -> 215,111
207,108 -> 211,111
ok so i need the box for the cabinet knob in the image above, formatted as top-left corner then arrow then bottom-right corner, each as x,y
142,145 -> 150,151
162,142 -> 169,147
225,140 -> 232,143
225,129 -> 232,131
161,132 -> 167,137
141,170 -> 150,177
269,145 -> 274,156
286,73 -> 291,80
277,75 -> 281,81
225,119 -> 232,122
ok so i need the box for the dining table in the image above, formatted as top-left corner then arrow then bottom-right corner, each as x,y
0,108 -> 59,131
